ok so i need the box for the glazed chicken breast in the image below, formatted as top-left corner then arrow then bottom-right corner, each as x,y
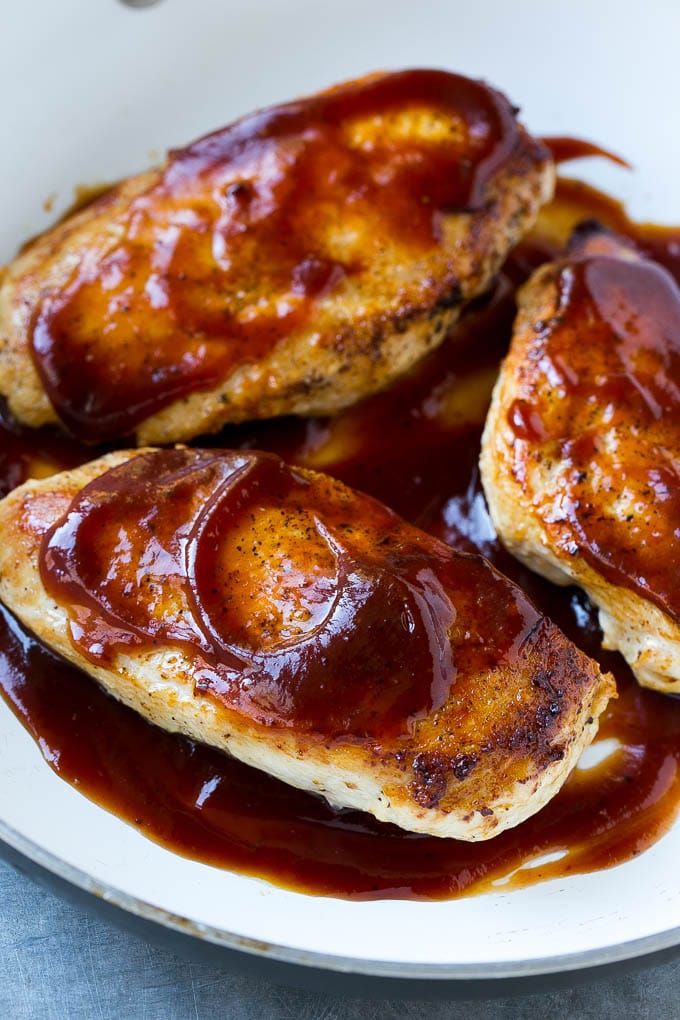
481,225 -> 680,693
0,69 -> 553,444
0,448 -> 612,839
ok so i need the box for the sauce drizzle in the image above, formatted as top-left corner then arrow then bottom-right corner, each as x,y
28,70 -> 525,441
41,448 -> 478,739
507,230 -> 680,623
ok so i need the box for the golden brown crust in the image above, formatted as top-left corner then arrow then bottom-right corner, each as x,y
0,451 -> 613,839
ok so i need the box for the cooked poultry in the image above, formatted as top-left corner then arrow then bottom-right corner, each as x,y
0,69 -> 553,444
481,225 -> 680,694
0,447 -> 612,839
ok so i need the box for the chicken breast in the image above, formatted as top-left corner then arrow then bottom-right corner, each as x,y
481,225 -> 680,693
0,447 -> 612,839
0,69 -> 553,444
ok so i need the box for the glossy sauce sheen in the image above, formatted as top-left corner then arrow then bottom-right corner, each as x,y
38,447 -> 540,740
28,70 -> 520,440
3,165 -> 680,898
514,244 -> 680,621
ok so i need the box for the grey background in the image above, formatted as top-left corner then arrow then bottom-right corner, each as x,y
1,861 -> 678,1019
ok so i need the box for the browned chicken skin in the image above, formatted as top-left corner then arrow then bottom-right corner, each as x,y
481,226 -> 680,693
0,448 -> 612,839
0,69 -> 553,443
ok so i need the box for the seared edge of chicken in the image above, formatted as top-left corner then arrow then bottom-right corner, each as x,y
0,451 -> 613,839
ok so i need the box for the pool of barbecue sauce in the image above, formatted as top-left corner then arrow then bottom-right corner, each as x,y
3,144 -> 680,899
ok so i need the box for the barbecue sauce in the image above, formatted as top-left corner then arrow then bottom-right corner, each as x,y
507,234 -> 680,623
2,163 -> 680,900
27,69 -> 532,441
41,446 -> 540,740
